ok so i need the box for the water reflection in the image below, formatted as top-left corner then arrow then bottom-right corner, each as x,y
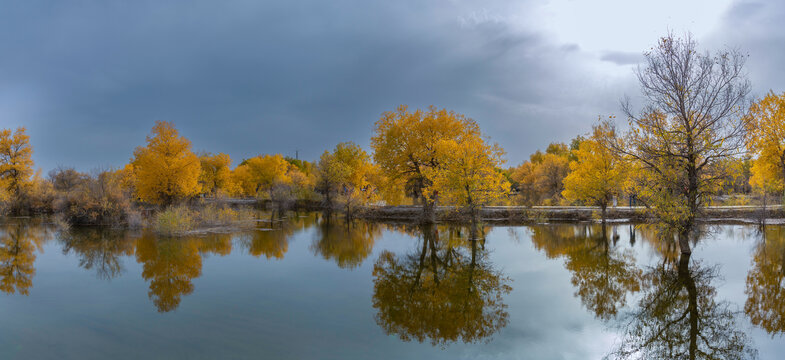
238,212 -> 317,259
136,233 -> 235,312
60,227 -> 136,280
3,215 -> 783,358
372,223 -> 511,346
611,251 -> 756,359
530,224 -> 642,320
745,226 -> 785,336
0,219 -> 50,295
531,224 -> 758,359
135,234 -> 204,312
311,215 -> 381,269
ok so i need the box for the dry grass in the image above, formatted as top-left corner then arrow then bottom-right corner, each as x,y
153,203 -> 257,235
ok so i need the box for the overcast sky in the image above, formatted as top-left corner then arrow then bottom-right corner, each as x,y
0,0 -> 783,172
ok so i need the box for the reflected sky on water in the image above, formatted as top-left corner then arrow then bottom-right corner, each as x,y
1,214 -> 783,359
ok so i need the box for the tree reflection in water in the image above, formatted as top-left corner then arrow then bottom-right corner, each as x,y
745,226 -> 785,336
372,223 -> 511,346
608,232 -> 757,360
238,212 -> 317,259
311,214 -> 381,269
530,224 -> 642,320
2,214 -> 774,357
135,232 -> 232,312
0,219 -> 50,295
60,227 -> 136,280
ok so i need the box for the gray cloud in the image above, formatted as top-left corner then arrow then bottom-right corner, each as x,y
600,51 -> 644,65
0,0 -> 760,172
707,0 -> 785,98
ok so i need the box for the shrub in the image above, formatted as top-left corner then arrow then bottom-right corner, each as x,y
154,203 -> 256,235
53,169 -> 135,226
7,172 -> 57,215
155,205 -> 195,235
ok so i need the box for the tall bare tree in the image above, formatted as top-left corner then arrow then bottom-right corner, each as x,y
611,33 -> 750,251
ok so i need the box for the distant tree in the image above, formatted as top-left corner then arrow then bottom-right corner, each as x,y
244,154 -> 291,196
48,166 -> 88,192
563,120 -> 628,222
229,163 -> 255,197
316,142 -> 380,216
0,127 -> 34,197
509,142 -> 572,206
131,121 -> 201,205
198,152 -> 232,196
746,91 -> 785,201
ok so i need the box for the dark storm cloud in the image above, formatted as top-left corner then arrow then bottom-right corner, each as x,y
0,1 -> 637,171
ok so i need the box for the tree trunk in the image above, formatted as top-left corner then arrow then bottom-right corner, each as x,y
678,229 -> 692,255
678,252 -> 698,360
422,197 -> 435,224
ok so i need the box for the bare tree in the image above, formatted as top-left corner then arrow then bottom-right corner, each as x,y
611,33 -> 750,249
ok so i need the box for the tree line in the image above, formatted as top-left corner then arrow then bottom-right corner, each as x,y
1,33 -> 784,237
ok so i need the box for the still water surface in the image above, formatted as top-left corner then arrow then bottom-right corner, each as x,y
1,213 -> 784,359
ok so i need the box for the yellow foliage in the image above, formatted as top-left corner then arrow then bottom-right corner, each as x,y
131,121 -> 202,205
198,153 -> 232,196
116,163 -> 136,196
317,142 -> 381,211
0,127 -> 34,195
371,105 -> 481,206
423,135 -> 510,212
244,154 -> 291,197
509,149 -> 570,206
0,221 -> 47,295
229,164 -> 255,196
746,91 -> 785,196
562,123 -> 627,215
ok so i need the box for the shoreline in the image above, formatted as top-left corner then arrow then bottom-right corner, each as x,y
354,204 -> 785,224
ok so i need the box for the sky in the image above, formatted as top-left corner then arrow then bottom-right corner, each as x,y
0,0 -> 783,172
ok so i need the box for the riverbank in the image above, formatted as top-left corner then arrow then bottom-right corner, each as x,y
355,205 -> 785,223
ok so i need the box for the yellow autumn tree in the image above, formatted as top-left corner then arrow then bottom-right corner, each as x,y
0,127 -> 34,197
371,105 -> 482,221
316,142 -> 380,215
562,121 -> 628,221
244,154 -> 291,195
198,152 -> 232,196
284,158 -> 317,201
750,155 -> 783,202
116,163 -> 136,197
746,91 -> 785,201
508,141 -> 574,206
423,135 -> 510,219
228,164 -> 255,197
131,121 -> 201,205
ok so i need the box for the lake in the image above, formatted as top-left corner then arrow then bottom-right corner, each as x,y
1,213 -> 783,359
